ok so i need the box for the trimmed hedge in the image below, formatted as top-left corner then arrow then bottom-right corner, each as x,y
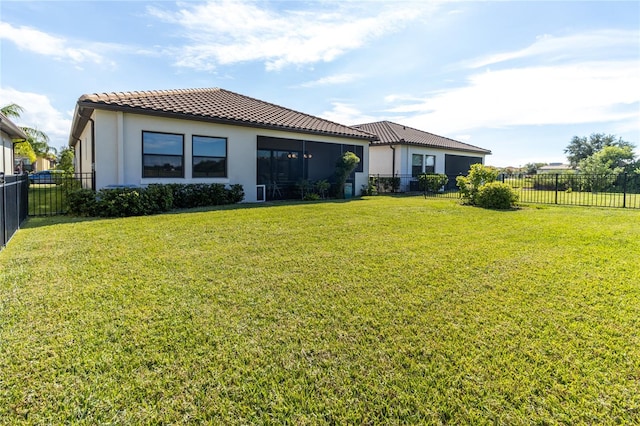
67,183 -> 244,217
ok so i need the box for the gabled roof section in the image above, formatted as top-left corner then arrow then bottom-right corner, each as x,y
352,120 -> 491,155
0,112 -> 28,141
70,88 -> 375,144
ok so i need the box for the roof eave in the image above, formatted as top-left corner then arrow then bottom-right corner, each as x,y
0,113 -> 28,141
371,140 -> 491,155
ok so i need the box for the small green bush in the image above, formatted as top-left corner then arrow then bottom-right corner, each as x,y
476,182 -> 519,209
418,173 -> 448,194
303,193 -> 320,201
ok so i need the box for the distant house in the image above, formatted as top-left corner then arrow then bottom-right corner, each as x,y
68,88 -> 376,202
352,121 -> 491,191
0,111 -> 28,176
538,163 -> 573,173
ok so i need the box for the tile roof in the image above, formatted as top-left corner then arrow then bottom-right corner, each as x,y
73,88 -> 375,141
352,120 -> 491,154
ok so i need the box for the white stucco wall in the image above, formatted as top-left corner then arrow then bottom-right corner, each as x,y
370,144 -> 486,176
87,110 -> 370,202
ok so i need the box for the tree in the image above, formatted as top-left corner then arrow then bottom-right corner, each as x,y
522,162 -> 547,175
334,151 -> 360,198
1,103 -> 53,162
578,146 -> 634,192
1,103 -> 24,119
564,133 -> 635,167
57,146 -> 75,173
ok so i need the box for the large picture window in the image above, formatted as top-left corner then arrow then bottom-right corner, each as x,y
142,131 -> 184,178
193,135 -> 227,178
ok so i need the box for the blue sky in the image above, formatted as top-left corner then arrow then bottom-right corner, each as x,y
1,0 -> 638,167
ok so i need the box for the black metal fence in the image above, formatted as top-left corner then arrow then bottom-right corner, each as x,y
28,172 -> 94,216
369,173 -> 640,209
1,174 -> 29,248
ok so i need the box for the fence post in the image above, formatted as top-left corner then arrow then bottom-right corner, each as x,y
622,173 -> 627,209
555,174 -> 559,204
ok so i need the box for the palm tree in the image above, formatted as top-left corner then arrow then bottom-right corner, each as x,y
1,103 -> 53,168
1,103 -> 24,119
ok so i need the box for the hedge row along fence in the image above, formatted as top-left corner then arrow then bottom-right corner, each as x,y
67,184 -> 244,217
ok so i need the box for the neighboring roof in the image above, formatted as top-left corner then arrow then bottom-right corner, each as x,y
69,88 -> 376,145
539,163 -> 573,171
0,112 -> 28,141
352,120 -> 491,155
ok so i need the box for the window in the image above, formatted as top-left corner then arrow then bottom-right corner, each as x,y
193,135 -> 227,178
142,131 -> 184,178
413,154 -> 436,176
425,155 -> 436,173
412,154 -> 423,177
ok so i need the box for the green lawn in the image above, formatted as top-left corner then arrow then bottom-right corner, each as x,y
1,197 -> 639,424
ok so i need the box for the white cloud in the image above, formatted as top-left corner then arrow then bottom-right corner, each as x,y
0,88 -> 72,149
319,102 -> 380,125
148,0 -> 440,71
466,30 -> 639,69
386,60 -> 640,135
0,22 -> 109,66
297,73 -> 361,88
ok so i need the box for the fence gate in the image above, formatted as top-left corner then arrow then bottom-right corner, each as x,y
28,172 -> 95,217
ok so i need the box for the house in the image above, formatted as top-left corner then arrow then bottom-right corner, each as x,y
352,121 -> 491,191
0,111 -> 28,176
68,88 -> 376,202
538,163 -> 573,173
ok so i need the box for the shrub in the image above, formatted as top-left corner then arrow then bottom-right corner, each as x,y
143,184 -> 174,214
456,164 -> 500,205
315,180 -> 330,199
303,193 -> 320,201
377,177 -> 400,193
418,173 -> 448,195
66,183 -> 244,218
227,184 -> 245,204
67,189 -> 98,216
97,188 -> 146,217
475,182 -> 519,209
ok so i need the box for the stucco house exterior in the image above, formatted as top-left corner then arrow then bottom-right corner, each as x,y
68,88 -> 375,202
0,112 -> 28,177
352,121 -> 491,191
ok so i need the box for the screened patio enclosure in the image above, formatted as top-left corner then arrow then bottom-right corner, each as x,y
257,136 -> 364,200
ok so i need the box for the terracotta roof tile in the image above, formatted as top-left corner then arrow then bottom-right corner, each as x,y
352,121 -> 491,154
77,88 -> 375,140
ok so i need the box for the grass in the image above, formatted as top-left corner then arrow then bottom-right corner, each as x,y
1,196 -> 639,424
28,184 -> 67,216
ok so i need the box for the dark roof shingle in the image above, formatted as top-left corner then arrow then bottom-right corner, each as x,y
352,120 -> 491,154
73,88 -> 375,141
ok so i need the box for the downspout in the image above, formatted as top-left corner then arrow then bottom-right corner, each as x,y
389,145 -> 396,177
389,145 -> 396,192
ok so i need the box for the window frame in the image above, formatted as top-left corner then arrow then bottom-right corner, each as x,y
412,154 -> 424,177
142,130 -> 185,178
425,155 -> 436,174
192,134 -> 228,178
